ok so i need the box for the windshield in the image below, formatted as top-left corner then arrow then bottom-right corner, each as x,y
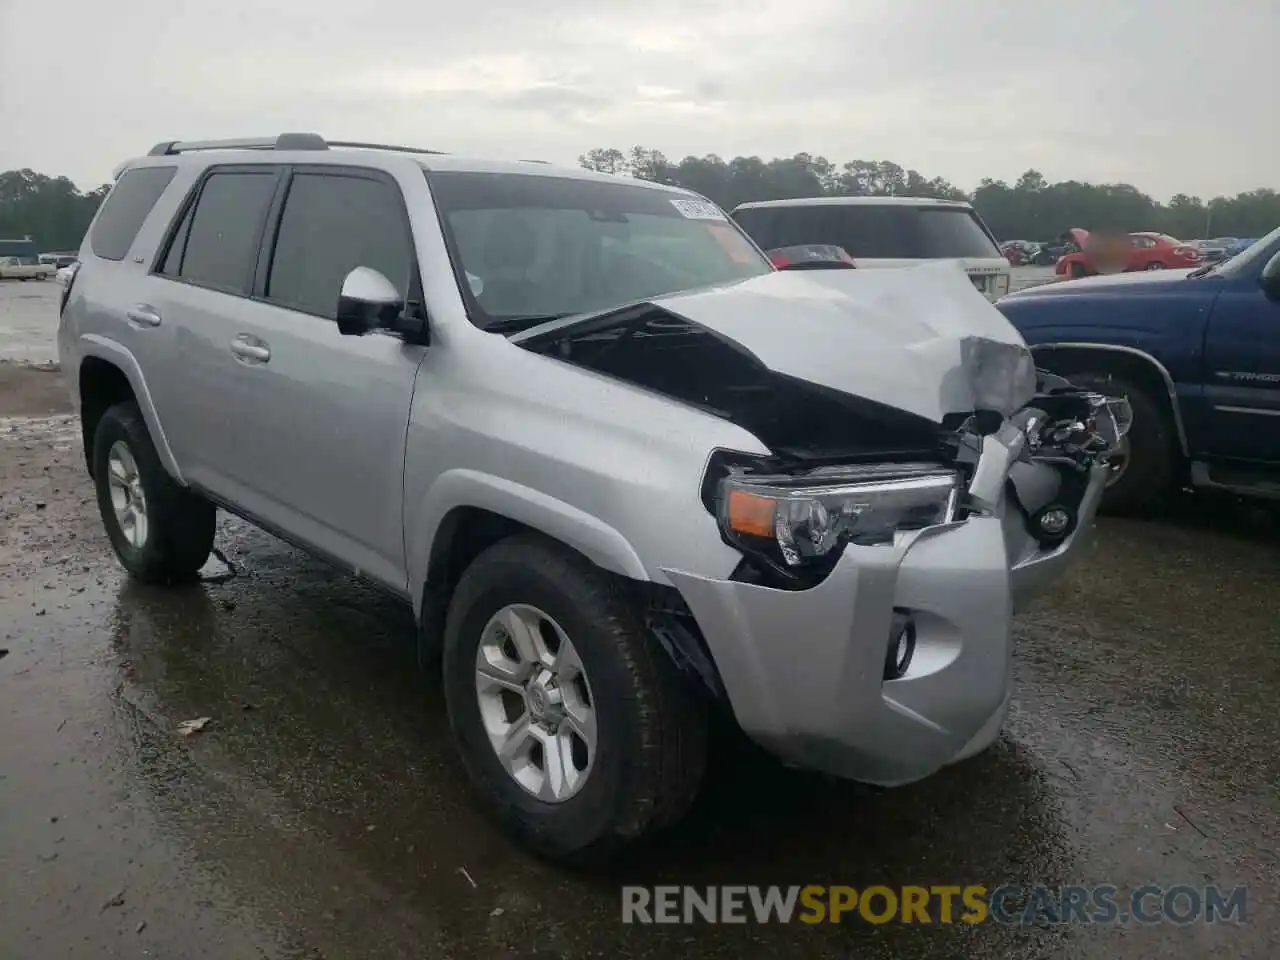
426,171 -> 771,330
1208,225 -> 1280,279
732,204 -> 1002,260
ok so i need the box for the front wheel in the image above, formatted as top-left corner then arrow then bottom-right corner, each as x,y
1059,371 -> 1176,514
1145,261 -> 1166,270
442,536 -> 708,864
92,401 -> 217,583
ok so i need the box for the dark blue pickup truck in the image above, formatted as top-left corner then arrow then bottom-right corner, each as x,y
997,225 -> 1280,513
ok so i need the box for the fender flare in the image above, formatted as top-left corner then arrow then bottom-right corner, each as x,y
1030,341 -> 1189,456
77,334 -> 185,482
408,468 -> 651,618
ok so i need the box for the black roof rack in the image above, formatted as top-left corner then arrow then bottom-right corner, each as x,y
146,133 -> 446,157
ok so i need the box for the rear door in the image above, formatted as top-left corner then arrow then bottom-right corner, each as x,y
143,165 -> 283,496
211,166 -> 427,590
1127,235 -> 1157,270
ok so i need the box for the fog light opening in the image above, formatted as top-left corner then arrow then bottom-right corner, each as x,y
1030,503 -> 1077,547
884,613 -> 917,681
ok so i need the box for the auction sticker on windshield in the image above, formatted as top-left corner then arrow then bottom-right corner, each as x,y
706,222 -> 764,263
671,198 -> 726,220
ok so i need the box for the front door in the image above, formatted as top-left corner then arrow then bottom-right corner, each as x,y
1202,257 -> 1280,464
219,167 -> 428,591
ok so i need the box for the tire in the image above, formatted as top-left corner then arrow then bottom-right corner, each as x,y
1060,371 -> 1175,515
442,535 -> 708,864
1145,262 -> 1165,271
1070,262 -> 1089,279
92,401 -> 216,583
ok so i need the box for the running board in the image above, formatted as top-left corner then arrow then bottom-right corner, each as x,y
1191,461 -> 1280,502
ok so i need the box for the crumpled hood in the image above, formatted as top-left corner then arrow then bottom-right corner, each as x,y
589,262 -> 1038,423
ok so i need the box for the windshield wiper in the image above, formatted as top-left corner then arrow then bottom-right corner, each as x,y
1186,263 -> 1219,279
483,313 -> 572,334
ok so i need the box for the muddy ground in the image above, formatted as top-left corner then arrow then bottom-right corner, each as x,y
3,295 -> 1280,958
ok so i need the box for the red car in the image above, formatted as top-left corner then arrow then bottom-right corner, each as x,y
1056,231 -> 1201,278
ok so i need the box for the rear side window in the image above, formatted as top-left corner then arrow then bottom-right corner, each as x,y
734,205 -> 1001,260
265,172 -> 413,319
168,171 -> 277,292
89,166 -> 177,261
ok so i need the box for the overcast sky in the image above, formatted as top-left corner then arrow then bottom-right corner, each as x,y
2,0 -> 1275,199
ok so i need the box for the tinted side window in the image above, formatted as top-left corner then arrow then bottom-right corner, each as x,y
913,210 -> 1002,258
747,206 -> 851,252
265,173 -> 412,319
731,208 -> 776,247
89,166 -> 177,261
160,202 -> 195,276
176,171 -> 278,292
738,207 -> 842,252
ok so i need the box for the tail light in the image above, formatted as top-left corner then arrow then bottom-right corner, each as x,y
58,262 -> 80,315
765,245 -> 857,271
1175,246 -> 1200,260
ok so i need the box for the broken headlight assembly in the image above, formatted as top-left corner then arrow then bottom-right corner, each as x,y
968,375 -> 1132,548
716,463 -> 961,582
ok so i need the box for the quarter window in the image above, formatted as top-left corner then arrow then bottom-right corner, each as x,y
89,166 -> 177,261
265,172 -> 413,319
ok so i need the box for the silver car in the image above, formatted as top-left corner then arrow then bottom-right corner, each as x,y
58,133 -> 1127,863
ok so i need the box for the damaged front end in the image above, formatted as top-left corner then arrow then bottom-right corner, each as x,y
512,269 -> 1129,597
700,372 -> 1130,592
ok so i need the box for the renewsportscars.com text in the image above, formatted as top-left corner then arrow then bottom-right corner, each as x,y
621,884 -> 1247,925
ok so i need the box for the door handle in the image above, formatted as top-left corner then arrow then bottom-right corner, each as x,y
230,335 -> 271,364
126,304 -> 162,327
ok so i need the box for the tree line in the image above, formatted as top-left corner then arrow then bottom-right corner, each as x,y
580,147 -> 1280,242
4,151 -> 1278,253
0,170 -> 109,252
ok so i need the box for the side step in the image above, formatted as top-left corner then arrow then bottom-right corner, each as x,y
1191,461 -> 1280,502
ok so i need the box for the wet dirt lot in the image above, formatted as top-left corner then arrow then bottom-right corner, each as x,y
3,277 -> 1279,959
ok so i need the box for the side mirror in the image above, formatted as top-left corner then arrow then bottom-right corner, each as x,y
336,266 -> 404,336
1260,252 -> 1280,301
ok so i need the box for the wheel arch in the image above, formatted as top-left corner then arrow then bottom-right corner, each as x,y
1031,342 -> 1188,457
409,473 -> 652,652
75,336 -> 184,483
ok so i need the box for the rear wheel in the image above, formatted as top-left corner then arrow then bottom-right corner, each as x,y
1070,262 -> 1089,279
92,401 -> 216,583
442,535 -> 707,864
1060,371 -> 1175,515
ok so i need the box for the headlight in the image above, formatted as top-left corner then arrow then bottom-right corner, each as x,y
717,463 -> 961,572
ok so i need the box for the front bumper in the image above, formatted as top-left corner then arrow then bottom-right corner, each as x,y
664,410 -> 1110,787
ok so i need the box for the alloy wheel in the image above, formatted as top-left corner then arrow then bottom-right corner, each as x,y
106,440 -> 149,548
474,604 -> 597,803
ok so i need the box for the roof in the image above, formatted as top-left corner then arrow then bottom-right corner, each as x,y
415,153 -> 694,194
733,196 -> 974,211
122,134 -> 698,197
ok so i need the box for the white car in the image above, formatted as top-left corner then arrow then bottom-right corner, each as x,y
0,256 -> 56,280
732,196 -> 1013,301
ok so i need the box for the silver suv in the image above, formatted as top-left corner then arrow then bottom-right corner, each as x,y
59,133 -> 1128,863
